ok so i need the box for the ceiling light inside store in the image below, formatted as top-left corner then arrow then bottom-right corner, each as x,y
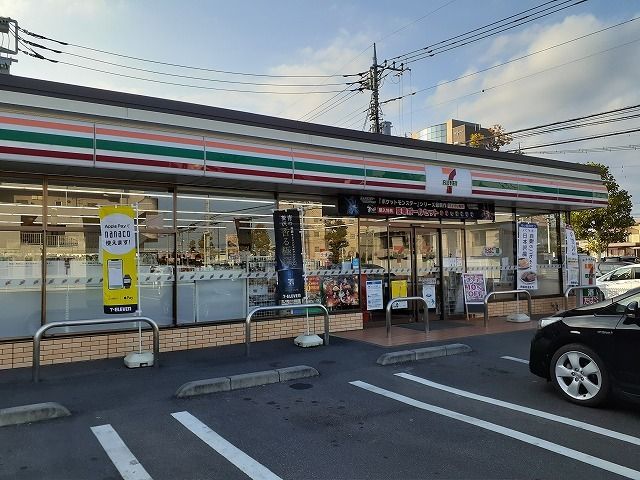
177,194 -> 273,204
279,201 -> 336,208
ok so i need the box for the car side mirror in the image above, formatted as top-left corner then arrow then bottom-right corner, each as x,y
624,301 -> 640,321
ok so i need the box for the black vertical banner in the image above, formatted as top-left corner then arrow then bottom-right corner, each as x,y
273,209 -> 305,304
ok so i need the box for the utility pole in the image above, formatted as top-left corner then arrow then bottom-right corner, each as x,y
359,43 -> 407,134
0,17 -> 18,74
370,44 -> 380,134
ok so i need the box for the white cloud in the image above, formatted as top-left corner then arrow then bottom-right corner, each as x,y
420,13 -> 640,202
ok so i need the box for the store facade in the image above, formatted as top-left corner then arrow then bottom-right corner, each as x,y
0,76 -> 607,368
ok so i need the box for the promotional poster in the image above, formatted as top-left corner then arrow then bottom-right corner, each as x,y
517,222 -> 538,291
99,205 -> 138,314
273,209 -> 304,304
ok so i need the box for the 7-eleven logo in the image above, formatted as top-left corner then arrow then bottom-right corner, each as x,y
426,166 -> 471,196
443,168 -> 458,194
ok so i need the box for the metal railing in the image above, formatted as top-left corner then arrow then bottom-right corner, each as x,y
33,316 -> 160,383
563,286 -> 604,310
386,297 -> 429,338
483,290 -> 532,327
245,304 -> 329,356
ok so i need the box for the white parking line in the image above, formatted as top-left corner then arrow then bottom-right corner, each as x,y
501,355 -> 529,364
90,424 -> 153,480
351,381 -> 640,480
171,411 -> 282,480
396,373 -> 640,446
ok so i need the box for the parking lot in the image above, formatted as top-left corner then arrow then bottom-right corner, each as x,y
1,329 -> 639,480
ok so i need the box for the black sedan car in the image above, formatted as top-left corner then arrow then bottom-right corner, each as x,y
530,287 -> 640,407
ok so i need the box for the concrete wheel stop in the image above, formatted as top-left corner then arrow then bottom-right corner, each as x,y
0,402 -> 71,427
376,343 -> 472,366
175,365 -> 319,398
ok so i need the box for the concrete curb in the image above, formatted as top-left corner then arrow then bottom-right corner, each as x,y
175,365 -> 319,398
376,343 -> 472,366
0,402 -> 71,427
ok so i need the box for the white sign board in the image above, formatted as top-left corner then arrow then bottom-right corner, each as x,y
366,279 -> 384,310
422,283 -> 437,309
462,273 -> 487,305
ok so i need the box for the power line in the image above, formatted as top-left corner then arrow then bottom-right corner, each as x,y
298,0 -> 459,123
387,0 -> 587,65
18,44 -> 348,95
18,25 -> 359,79
18,36 -> 354,88
387,0 -> 562,62
306,90 -> 362,122
527,144 -> 640,154
509,127 -> 640,152
409,37 -> 640,118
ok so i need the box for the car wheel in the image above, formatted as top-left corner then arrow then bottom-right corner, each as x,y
550,343 -> 610,407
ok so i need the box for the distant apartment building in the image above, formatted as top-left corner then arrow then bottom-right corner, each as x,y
606,220 -> 640,257
412,119 -> 491,146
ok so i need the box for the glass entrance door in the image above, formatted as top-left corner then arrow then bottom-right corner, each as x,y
441,229 -> 466,318
359,222 -> 414,323
414,228 -> 441,319
387,227 -> 414,322
359,222 -> 390,323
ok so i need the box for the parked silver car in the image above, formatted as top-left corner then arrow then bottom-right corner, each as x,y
596,263 -> 640,298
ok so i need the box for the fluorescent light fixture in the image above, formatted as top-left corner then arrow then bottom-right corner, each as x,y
177,194 -> 273,204
279,201 -> 336,208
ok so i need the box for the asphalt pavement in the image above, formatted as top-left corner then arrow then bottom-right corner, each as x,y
1,329 -> 639,480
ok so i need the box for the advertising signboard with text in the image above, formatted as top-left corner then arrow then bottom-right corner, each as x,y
99,205 -> 138,314
517,222 -> 538,291
273,209 -> 304,304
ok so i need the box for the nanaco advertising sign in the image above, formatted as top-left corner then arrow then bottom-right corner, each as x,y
273,209 -> 305,304
338,195 -> 494,221
99,205 -> 138,314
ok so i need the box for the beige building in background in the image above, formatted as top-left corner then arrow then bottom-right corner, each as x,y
412,119 -> 491,145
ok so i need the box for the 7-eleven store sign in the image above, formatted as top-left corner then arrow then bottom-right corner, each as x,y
426,166 -> 472,197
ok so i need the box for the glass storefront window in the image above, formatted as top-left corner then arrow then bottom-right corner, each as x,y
47,183 -> 173,228
0,179 -> 44,229
176,190 -> 276,323
465,209 -> 515,294
0,231 -> 42,338
279,198 -> 359,310
44,182 -> 175,330
516,210 -> 561,296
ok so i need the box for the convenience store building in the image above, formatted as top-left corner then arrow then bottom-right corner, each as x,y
0,75 -> 607,368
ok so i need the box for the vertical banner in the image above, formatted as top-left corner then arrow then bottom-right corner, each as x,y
273,209 -> 304,304
462,273 -> 487,305
565,226 -> 579,287
517,222 -> 538,291
99,205 -> 138,314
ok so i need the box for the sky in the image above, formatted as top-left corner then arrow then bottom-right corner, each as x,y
1,0 -> 639,213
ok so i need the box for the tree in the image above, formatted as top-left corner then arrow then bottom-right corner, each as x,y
469,132 -> 485,148
469,124 -> 513,151
571,163 -> 635,260
325,219 -> 349,265
486,124 -> 513,151
251,224 -> 272,256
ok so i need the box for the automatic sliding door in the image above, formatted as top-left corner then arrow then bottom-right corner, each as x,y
442,229 -> 465,317
415,229 -> 441,319
388,228 -> 413,319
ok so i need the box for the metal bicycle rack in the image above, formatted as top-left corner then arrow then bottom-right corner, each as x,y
385,296 -> 429,338
563,285 -> 604,310
483,290 -> 532,327
245,303 -> 330,356
32,316 -> 160,383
